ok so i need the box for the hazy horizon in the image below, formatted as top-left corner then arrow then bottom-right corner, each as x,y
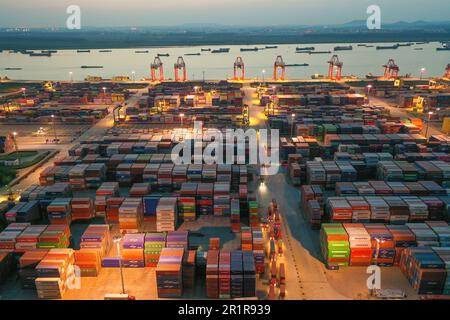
1,0 -> 450,28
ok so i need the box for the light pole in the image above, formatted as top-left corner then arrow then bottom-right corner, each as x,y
425,111 -> 433,138
420,68 -> 426,80
102,87 -> 107,104
202,71 -> 205,82
113,235 -> 126,294
262,69 -> 266,82
180,113 -> 184,127
12,132 -> 20,164
366,85 -> 372,104
131,71 -> 135,81
21,87 -> 26,98
51,114 -> 58,143
291,113 -> 296,137
69,72 -> 73,82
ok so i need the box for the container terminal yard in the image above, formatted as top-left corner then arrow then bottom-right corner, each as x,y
1,53 -> 450,302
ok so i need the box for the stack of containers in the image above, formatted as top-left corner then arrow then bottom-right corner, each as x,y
366,197 -> 390,222
19,249 -> 49,289
386,225 -> 417,265
343,223 -> 372,266
69,164 -> 88,190
156,248 -> 184,298
76,225 -> 111,276
142,196 -> 160,222
35,249 -> 75,299
320,223 -> 350,266
365,224 -> 395,266
0,223 -> 31,252
426,221 -> 450,246
37,225 -> 71,249
173,165 -> 188,189
400,247 -> 446,295
95,182 -> 119,217
143,163 -> 160,187
5,201 -> 41,223
241,227 -> 253,251
347,197 -> 370,223
144,233 -> 166,267
231,251 -> 243,298
219,251 -> 231,298
156,197 -> 178,232
403,196 -> 429,222
242,251 -> 256,297
230,199 -> 241,233
47,198 -> 72,225
209,238 -> 220,251
129,183 -> 151,197
422,197 -> 444,220
121,233 -> 145,268
248,198 -> 259,228
214,182 -> 231,216
119,198 -> 143,233
182,250 -> 196,290
327,197 -> 352,222
197,183 -> 214,215
85,163 -> 106,188
71,198 -> 95,221
206,250 -> 219,298
105,197 -> 124,224
166,231 -> 189,250
384,196 -> 410,225
433,247 -> 450,295
406,223 -> 439,247
252,228 -> 265,273
15,225 -> 47,252
158,163 -> 174,192
178,196 -> 196,222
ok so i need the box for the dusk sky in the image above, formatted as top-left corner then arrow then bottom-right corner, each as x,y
0,0 -> 449,28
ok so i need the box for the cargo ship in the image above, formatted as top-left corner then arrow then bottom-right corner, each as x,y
437,47 -> 450,51
184,53 -> 201,56
157,53 -> 170,57
286,63 -> 309,67
77,49 -> 91,53
4,67 -> 22,70
240,47 -> 259,52
265,45 -> 278,49
43,50 -> 57,53
135,50 -> 149,53
376,44 -> 399,50
201,48 -> 211,51
296,46 -> 315,51
99,50 -> 112,53
334,45 -> 353,51
29,52 -> 51,57
211,48 -> 230,53
81,65 -> 104,69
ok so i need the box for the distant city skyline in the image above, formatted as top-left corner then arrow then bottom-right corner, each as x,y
0,0 -> 449,28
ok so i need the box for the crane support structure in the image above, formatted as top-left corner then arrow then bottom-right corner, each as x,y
150,57 -> 164,81
273,56 -> 286,81
327,55 -> 343,80
383,59 -> 399,80
233,56 -> 245,80
174,56 -> 187,82
445,63 -> 450,78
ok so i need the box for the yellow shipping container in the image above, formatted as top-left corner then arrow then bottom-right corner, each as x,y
442,117 -> 450,134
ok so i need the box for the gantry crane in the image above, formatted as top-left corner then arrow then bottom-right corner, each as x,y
273,56 -> 286,81
233,56 -> 245,80
383,59 -> 399,80
327,55 -> 343,80
174,56 -> 187,82
445,63 -> 450,78
150,57 -> 164,81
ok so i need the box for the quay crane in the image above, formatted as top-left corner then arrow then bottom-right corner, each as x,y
273,55 -> 286,81
445,63 -> 450,78
327,55 -> 343,80
383,59 -> 399,80
174,56 -> 187,82
150,57 -> 164,81
233,56 -> 245,81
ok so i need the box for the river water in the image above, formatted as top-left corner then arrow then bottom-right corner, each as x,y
0,42 -> 449,81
